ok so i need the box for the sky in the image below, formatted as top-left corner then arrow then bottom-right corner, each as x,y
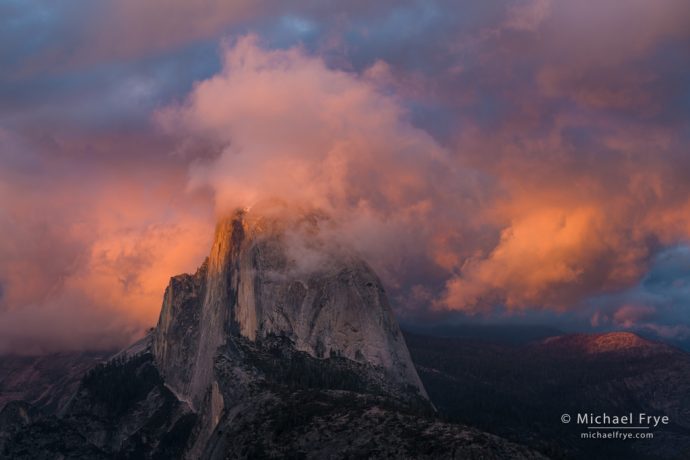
1,0 -> 689,354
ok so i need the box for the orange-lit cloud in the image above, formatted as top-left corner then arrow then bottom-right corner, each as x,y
157,35 -> 690,320
0,129 -> 213,354
158,35 -> 448,213
1,0 -> 689,353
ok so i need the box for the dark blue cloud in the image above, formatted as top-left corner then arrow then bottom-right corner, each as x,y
578,245 -> 690,346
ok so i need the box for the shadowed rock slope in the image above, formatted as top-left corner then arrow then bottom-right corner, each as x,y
0,351 -> 112,414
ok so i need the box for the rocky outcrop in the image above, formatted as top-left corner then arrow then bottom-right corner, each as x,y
151,262 -> 206,408
150,210 -> 430,455
153,210 -> 427,413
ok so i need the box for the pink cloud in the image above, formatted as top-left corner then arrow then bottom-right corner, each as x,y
613,305 -> 657,328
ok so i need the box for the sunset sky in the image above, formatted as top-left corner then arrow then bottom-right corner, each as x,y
1,0 -> 689,354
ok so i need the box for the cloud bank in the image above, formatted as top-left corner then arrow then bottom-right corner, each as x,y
157,36 -> 486,306
1,0 -> 689,353
158,32 -> 690,325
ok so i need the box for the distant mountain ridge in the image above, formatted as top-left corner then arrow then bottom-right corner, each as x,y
406,330 -> 690,459
0,351 -> 112,414
540,331 -> 675,356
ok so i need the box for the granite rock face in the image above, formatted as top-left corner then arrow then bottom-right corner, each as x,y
153,210 -> 427,412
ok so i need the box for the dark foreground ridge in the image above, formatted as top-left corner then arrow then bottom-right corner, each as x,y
0,333 -> 544,459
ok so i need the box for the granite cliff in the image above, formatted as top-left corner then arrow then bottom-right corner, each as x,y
153,210 -> 426,412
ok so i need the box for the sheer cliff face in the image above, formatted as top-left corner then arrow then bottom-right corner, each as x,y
152,211 -> 427,409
